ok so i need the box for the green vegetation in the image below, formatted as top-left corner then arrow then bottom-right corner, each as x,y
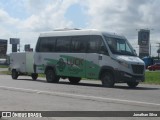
145,71 -> 160,84
0,70 -> 160,85
0,65 -> 8,68
0,71 -> 10,75
38,74 -> 45,78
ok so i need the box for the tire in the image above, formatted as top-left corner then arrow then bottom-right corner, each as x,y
46,69 -> 59,83
69,77 -> 81,84
101,72 -> 115,88
127,82 -> 139,88
12,69 -> 18,79
31,73 -> 38,80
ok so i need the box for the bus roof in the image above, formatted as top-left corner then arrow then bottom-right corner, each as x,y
39,29 -> 126,39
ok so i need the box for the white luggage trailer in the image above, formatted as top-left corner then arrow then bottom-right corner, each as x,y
9,52 -> 38,80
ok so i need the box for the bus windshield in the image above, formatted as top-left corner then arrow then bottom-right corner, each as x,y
104,36 -> 136,56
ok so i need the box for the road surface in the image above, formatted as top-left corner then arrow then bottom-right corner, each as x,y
0,73 -> 160,120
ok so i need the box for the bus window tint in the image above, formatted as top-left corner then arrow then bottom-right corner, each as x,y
88,39 -> 98,53
88,35 -> 106,53
38,37 -> 56,52
71,36 -> 89,53
56,37 -> 71,52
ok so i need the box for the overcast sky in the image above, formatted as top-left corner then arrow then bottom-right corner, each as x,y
0,0 -> 160,56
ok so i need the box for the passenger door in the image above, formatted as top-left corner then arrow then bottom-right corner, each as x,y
63,36 -> 89,78
85,35 -> 107,79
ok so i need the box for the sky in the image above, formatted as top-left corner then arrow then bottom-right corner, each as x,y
0,0 -> 160,56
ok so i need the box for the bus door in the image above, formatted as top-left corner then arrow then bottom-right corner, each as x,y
65,36 -> 89,78
85,35 -> 107,79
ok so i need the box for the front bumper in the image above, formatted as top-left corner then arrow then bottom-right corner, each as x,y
114,70 -> 145,83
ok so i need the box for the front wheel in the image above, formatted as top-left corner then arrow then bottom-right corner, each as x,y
69,77 -> 81,84
46,69 -> 59,83
12,69 -> 18,79
101,72 -> 115,88
127,82 -> 139,88
31,73 -> 38,80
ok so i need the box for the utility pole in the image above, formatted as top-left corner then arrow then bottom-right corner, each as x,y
150,44 -> 151,57
19,41 -> 20,52
157,43 -> 160,60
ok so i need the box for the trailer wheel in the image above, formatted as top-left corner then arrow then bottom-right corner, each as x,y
101,72 -> 115,88
31,73 -> 38,80
46,69 -> 59,83
12,69 -> 18,79
69,77 -> 81,84
127,82 -> 139,88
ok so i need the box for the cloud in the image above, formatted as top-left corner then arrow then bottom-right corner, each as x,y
78,0 -> 160,55
20,0 -> 80,31
0,26 -> 10,39
0,0 -> 160,56
0,9 -> 19,26
0,9 -> 21,41
83,0 -> 160,36
0,0 -> 81,53
81,0 -> 160,56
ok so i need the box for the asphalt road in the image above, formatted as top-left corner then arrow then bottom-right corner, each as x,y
0,72 -> 160,120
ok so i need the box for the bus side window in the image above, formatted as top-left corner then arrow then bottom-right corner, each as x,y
56,37 -> 71,52
37,37 -> 56,52
89,35 -> 109,55
87,38 -> 99,53
71,36 -> 89,53
35,38 -> 41,52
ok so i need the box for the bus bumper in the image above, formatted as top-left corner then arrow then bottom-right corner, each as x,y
115,70 -> 145,83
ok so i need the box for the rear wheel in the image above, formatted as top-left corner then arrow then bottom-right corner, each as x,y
101,72 -> 115,88
69,77 -> 81,84
46,69 -> 59,83
12,69 -> 18,79
31,73 -> 38,80
127,82 -> 139,88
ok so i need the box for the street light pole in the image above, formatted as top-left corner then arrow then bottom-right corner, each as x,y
157,43 -> 160,60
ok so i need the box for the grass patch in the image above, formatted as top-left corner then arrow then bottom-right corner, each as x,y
0,71 -> 11,75
145,71 -> 160,84
0,65 -> 8,68
38,74 -> 45,78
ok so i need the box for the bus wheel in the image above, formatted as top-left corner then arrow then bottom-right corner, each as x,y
46,69 -> 59,83
127,82 -> 139,88
12,69 -> 18,79
69,77 -> 81,84
101,72 -> 115,88
31,73 -> 38,80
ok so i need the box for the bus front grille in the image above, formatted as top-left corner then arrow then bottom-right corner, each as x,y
131,65 -> 144,74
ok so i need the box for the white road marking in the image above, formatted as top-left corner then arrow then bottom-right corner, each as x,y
0,85 -> 160,106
